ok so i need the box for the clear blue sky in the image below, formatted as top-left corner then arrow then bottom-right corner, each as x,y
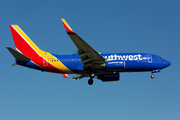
0,0 -> 180,120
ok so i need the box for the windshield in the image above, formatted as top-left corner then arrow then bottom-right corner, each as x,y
157,56 -> 162,59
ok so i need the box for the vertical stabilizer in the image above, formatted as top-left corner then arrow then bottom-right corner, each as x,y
9,25 -> 44,59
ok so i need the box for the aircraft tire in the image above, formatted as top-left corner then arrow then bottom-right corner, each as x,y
88,79 -> 93,85
151,74 -> 155,79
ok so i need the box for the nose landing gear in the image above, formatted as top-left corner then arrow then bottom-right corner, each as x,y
151,74 -> 155,79
151,72 -> 155,79
151,69 -> 161,79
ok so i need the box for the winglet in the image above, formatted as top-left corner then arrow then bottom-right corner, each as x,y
61,18 -> 75,34
62,74 -> 69,78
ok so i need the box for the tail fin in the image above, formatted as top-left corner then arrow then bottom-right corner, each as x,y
9,25 -> 43,59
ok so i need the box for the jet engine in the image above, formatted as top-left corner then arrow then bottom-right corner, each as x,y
97,73 -> 120,82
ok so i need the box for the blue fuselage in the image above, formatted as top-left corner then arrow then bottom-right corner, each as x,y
16,52 -> 171,75
48,53 -> 171,74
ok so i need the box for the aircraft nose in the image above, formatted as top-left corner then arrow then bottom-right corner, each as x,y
164,60 -> 171,68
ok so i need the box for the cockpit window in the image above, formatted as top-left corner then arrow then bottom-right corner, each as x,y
157,56 -> 162,59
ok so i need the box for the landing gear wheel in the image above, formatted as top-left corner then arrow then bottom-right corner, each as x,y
151,74 -> 155,79
88,79 -> 93,85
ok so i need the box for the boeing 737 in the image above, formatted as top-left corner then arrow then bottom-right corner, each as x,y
7,18 -> 171,85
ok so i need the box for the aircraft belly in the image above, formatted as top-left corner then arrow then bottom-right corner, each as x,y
16,60 -> 45,71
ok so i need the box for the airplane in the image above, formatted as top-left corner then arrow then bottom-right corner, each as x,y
7,18 -> 171,85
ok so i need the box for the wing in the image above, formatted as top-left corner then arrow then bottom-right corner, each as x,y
61,18 -> 105,69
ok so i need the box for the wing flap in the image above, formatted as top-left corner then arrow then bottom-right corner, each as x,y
77,52 -> 90,58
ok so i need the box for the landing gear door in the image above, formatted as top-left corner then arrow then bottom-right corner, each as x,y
147,54 -> 152,63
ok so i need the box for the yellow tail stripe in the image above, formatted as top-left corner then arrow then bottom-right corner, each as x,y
13,25 -> 74,74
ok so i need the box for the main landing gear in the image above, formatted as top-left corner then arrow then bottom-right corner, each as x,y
88,79 -> 93,85
88,73 -> 95,85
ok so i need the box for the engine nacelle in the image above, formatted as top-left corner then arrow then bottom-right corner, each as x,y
97,73 -> 119,82
103,60 -> 125,69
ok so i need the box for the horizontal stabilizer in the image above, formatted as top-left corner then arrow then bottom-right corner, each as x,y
6,47 -> 31,61
12,62 -> 18,66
